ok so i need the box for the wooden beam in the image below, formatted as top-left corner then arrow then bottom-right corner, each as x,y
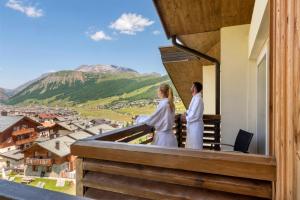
83,159 -> 272,198
84,188 -> 147,200
270,0 -> 300,199
71,140 -> 276,181
82,172 -> 264,200
76,158 -> 84,197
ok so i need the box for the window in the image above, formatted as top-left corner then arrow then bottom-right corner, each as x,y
22,124 -> 28,129
47,166 -> 51,172
6,161 -> 10,168
257,55 -> 267,155
32,166 -> 37,172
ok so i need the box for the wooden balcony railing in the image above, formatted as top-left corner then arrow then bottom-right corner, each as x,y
25,158 -> 53,166
12,128 -> 35,136
71,114 -> 276,200
86,123 -> 155,144
174,114 -> 221,150
15,135 -> 38,146
86,114 -> 221,149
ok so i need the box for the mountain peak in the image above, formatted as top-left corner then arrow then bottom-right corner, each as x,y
76,64 -> 138,74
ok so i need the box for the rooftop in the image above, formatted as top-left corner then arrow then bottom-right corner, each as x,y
0,149 -> 24,161
86,124 -> 116,135
37,136 -> 76,157
0,116 -> 23,132
67,131 -> 93,140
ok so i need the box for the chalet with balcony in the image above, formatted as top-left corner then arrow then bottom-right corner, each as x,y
23,136 -> 76,178
39,122 -> 72,139
23,131 -> 92,178
0,116 -> 40,152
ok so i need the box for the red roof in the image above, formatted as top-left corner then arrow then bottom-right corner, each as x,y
38,113 -> 57,119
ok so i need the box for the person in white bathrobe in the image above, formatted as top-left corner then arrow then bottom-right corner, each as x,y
183,82 -> 204,150
136,84 -> 178,147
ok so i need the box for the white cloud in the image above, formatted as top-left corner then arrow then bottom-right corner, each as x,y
6,0 -> 43,18
89,31 -> 112,41
152,30 -> 161,35
110,13 -> 154,35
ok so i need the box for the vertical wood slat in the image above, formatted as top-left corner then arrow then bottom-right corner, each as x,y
270,0 -> 300,199
175,115 -> 221,149
76,158 -> 84,197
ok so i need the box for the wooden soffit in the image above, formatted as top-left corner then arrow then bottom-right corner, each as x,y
155,0 -> 254,107
153,0 -> 255,37
160,47 -> 204,108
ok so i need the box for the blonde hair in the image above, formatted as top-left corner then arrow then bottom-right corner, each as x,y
159,83 -> 175,112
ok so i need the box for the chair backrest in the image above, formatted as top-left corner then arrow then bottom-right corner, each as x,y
233,129 -> 254,153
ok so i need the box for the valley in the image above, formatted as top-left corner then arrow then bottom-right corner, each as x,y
1,64 -> 185,123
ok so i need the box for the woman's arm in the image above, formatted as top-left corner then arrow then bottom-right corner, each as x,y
136,104 -> 164,127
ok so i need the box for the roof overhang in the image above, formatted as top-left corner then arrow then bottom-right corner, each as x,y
153,0 -> 255,38
154,0 -> 255,107
159,46 -> 203,108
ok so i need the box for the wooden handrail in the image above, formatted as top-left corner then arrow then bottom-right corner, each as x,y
83,114 -> 221,149
71,140 -> 276,181
15,135 -> 38,145
25,158 -> 53,166
84,124 -> 153,142
12,128 -> 35,136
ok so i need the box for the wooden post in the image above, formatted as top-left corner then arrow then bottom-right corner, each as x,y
76,158 -> 84,197
270,0 -> 300,199
214,120 -> 221,151
175,114 -> 183,147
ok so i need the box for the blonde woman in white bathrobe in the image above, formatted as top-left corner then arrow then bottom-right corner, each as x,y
136,84 -> 178,147
184,82 -> 204,150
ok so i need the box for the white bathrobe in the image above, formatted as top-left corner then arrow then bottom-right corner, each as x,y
186,93 -> 204,150
136,98 -> 178,147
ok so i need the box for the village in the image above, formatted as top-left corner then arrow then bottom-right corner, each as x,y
0,104 -> 124,194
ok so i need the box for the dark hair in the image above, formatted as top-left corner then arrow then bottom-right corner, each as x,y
193,82 -> 203,93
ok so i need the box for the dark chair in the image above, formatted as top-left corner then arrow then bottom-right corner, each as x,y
210,129 -> 254,153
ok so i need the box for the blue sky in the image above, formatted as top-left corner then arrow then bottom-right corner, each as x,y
0,0 -> 171,89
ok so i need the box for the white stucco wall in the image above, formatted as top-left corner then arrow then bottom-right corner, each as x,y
25,162 -> 69,178
0,156 -> 24,170
203,65 -> 216,114
221,24 -> 259,152
248,0 -> 269,59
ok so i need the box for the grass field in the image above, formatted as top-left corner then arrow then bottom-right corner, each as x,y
8,175 -> 75,195
74,100 -> 186,123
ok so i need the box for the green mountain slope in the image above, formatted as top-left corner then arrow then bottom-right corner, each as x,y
5,65 -> 186,122
7,69 -> 169,105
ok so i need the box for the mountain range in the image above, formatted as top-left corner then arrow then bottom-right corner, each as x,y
0,64 -> 169,105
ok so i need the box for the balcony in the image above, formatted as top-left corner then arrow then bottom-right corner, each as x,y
12,128 -> 35,136
15,135 -> 38,146
25,158 -> 53,166
70,114 -> 276,199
